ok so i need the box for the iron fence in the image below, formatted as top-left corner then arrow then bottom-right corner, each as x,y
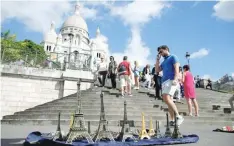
1,48 -> 92,71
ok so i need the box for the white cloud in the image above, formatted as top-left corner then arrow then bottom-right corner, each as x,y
1,1 -> 99,33
190,48 -> 209,59
1,1 -> 72,33
213,1 -> 234,22
111,27 -> 151,67
232,72 -> 234,78
109,1 -> 170,66
202,74 -> 211,80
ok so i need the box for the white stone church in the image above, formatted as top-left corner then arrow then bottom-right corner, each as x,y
42,3 -> 108,71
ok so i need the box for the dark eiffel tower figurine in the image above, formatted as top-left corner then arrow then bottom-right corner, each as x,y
66,79 -> 94,144
172,112 -> 183,138
53,112 -> 63,141
164,113 -> 172,137
154,120 -> 161,138
117,101 -> 137,142
93,91 -> 115,143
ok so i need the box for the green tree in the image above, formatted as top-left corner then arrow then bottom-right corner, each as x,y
1,30 -> 47,66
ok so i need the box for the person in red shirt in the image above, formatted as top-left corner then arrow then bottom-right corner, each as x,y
118,56 -> 132,97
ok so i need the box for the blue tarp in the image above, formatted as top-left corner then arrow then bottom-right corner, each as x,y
24,131 -> 199,146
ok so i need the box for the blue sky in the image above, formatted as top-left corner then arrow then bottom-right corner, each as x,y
1,0 -> 234,81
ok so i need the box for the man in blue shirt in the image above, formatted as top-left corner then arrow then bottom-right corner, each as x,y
155,45 -> 184,126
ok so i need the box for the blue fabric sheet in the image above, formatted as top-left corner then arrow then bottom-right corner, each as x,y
24,131 -> 199,146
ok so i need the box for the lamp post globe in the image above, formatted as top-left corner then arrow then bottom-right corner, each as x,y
185,52 -> 190,66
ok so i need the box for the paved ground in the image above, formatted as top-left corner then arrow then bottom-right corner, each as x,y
1,122 -> 233,146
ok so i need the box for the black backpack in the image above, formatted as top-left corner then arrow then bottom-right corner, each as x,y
118,63 -> 127,75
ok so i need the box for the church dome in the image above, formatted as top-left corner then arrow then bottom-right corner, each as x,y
62,3 -> 88,32
44,21 -> 57,43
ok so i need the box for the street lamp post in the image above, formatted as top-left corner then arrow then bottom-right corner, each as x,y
185,52 -> 190,67
68,33 -> 74,69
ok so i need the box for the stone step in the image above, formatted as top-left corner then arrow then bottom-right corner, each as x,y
1,119 -> 233,127
12,110 -> 234,119
14,109 -> 163,115
36,102 -> 157,107
3,113 -> 234,121
58,96 -> 153,101
3,115 -> 167,120
24,105 -> 157,111
54,98 -> 154,104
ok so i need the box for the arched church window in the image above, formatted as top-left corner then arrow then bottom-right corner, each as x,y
46,46 -> 49,51
49,46 -> 51,51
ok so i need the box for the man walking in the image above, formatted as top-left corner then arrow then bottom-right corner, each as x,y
118,56 -> 132,97
155,45 -> 184,126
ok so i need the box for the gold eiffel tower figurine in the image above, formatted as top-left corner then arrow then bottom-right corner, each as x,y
148,116 -> 155,137
139,112 -> 150,139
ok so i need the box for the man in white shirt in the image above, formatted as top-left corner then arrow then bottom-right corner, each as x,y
97,56 -> 108,87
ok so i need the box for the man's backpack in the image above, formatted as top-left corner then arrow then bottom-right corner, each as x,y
118,63 -> 127,75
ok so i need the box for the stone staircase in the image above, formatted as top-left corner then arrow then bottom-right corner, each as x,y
1,87 -> 234,128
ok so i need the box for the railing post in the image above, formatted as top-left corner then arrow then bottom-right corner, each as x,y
58,79 -> 65,98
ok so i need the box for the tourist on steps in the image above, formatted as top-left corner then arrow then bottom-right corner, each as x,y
108,56 -> 118,89
142,64 -> 151,89
133,61 -> 140,90
152,65 -> 162,99
118,56 -> 132,97
97,56 -> 108,87
182,65 -> 199,116
155,45 -> 184,126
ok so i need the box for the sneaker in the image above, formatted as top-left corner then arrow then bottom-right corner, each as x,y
176,115 -> 184,126
194,114 -> 199,117
121,94 -> 125,98
128,94 -> 133,97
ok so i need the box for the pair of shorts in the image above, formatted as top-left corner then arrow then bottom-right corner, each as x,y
119,75 -> 131,87
162,79 -> 179,97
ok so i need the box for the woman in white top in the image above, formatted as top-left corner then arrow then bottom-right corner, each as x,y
97,56 -> 108,87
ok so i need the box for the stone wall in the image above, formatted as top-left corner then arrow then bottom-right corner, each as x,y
0,65 -> 95,120
0,76 -> 60,120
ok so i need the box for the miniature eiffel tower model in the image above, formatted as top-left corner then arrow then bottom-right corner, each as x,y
66,79 -> 94,144
148,117 -> 155,137
172,112 -> 183,138
66,112 -> 75,138
164,112 -> 172,137
155,120 -> 161,138
93,91 -> 115,143
139,112 -> 150,139
117,101 -> 137,142
53,112 -> 63,141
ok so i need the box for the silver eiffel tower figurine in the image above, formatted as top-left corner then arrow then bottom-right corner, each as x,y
93,91 -> 115,143
53,112 -> 63,141
155,120 -> 161,138
172,112 -> 183,138
164,113 -> 172,137
117,101 -> 137,142
66,79 -> 94,144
